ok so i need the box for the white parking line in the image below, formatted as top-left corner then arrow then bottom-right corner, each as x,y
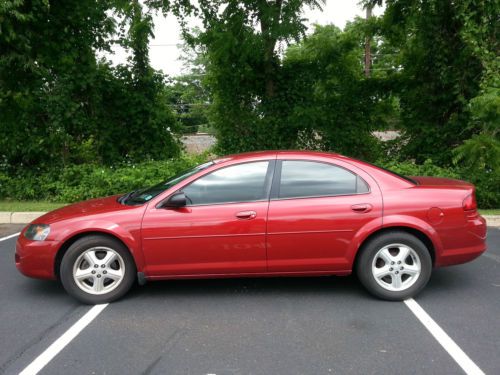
0,232 -> 20,242
19,304 -> 109,375
404,298 -> 485,375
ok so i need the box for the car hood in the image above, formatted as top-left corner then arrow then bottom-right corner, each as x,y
33,195 -> 135,224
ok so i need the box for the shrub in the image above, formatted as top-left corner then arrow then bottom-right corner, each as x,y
379,159 -> 460,180
379,159 -> 499,208
0,154 -> 497,209
0,154 -> 207,203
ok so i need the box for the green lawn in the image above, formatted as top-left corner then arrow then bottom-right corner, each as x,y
479,209 -> 500,216
0,201 -> 68,212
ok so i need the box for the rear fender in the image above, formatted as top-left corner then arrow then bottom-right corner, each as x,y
345,217 -> 383,265
382,215 -> 443,262
346,215 -> 443,267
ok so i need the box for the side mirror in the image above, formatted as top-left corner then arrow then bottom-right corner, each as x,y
163,192 -> 187,208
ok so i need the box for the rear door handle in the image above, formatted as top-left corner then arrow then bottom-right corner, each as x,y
235,210 -> 257,220
351,204 -> 373,213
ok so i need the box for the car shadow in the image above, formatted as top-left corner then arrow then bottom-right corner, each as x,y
125,274 -> 369,302
15,264 -> 480,305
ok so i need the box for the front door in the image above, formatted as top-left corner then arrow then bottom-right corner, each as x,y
141,161 -> 274,276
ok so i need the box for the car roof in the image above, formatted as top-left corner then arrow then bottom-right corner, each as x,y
213,150 -> 414,190
216,150 -> 342,163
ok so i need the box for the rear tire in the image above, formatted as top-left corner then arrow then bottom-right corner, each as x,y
356,231 -> 432,301
60,235 -> 136,304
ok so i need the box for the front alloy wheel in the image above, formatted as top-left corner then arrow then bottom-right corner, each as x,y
60,235 -> 136,304
356,231 -> 432,301
73,247 -> 126,295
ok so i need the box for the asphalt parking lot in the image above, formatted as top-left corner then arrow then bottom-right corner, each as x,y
0,225 -> 498,375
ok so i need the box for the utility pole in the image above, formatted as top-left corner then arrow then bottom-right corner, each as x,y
364,5 -> 373,78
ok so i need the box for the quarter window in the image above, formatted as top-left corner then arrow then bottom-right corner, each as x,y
278,161 -> 369,199
183,161 -> 270,205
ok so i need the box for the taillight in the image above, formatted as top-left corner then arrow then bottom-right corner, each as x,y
463,192 -> 477,211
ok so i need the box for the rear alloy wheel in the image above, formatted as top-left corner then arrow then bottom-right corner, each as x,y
60,235 -> 136,304
356,231 -> 432,301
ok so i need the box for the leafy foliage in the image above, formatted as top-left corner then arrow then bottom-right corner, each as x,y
282,24 -> 389,160
160,0 -> 332,153
173,9 -> 390,159
0,0 -> 179,169
379,158 -> 499,208
0,154 -> 497,208
0,155 -> 205,203
0,0 -> 498,208
380,0 -> 498,164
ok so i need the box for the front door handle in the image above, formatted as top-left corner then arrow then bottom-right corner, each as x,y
235,210 -> 257,220
351,204 -> 373,213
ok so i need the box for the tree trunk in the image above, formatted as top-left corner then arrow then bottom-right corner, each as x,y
259,0 -> 283,99
364,5 -> 373,78
263,39 -> 276,98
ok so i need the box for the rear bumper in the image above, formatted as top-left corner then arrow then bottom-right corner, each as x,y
15,234 -> 59,280
435,214 -> 487,267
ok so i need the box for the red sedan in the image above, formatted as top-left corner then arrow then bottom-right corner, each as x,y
16,151 -> 487,304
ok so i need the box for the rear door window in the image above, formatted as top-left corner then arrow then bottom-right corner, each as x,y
278,160 -> 369,199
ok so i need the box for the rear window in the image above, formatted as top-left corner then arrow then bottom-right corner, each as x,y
278,160 -> 370,199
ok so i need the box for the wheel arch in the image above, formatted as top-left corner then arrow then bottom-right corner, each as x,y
353,226 -> 437,271
54,231 -> 139,279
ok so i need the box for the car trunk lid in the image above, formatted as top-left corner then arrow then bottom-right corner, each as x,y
411,176 -> 477,212
410,176 -> 473,189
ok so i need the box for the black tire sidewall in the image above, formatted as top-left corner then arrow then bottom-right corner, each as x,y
60,235 -> 136,304
356,231 -> 432,301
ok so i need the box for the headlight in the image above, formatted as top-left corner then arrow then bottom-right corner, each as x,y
24,224 -> 51,241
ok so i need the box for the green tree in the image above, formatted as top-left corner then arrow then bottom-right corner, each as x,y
165,76 -> 211,134
164,38 -> 211,134
0,0 -> 179,170
153,0 -> 325,153
0,0 -> 116,168
101,0 -> 181,161
282,24 -> 388,159
380,0 -> 497,164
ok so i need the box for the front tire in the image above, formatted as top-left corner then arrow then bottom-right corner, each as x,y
356,231 -> 432,301
60,235 -> 136,304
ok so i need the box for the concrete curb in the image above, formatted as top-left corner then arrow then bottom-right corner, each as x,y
0,211 -> 499,226
486,215 -> 500,227
0,212 -> 46,224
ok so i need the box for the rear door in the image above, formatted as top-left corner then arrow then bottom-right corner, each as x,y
266,157 -> 382,272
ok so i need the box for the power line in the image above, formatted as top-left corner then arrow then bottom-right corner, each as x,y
167,103 -> 210,107
149,43 -> 180,47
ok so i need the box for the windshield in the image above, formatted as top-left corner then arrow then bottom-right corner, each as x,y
122,161 -> 214,205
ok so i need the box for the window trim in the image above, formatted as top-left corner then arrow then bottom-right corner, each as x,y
270,159 -> 371,201
164,160 -> 276,207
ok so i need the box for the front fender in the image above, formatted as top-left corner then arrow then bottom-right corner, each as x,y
53,219 -> 146,272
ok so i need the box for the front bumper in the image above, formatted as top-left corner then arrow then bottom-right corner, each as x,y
15,234 -> 59,280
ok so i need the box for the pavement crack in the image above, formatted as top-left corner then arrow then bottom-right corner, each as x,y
0,304 -> 80,375
141,327 -> 187,375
